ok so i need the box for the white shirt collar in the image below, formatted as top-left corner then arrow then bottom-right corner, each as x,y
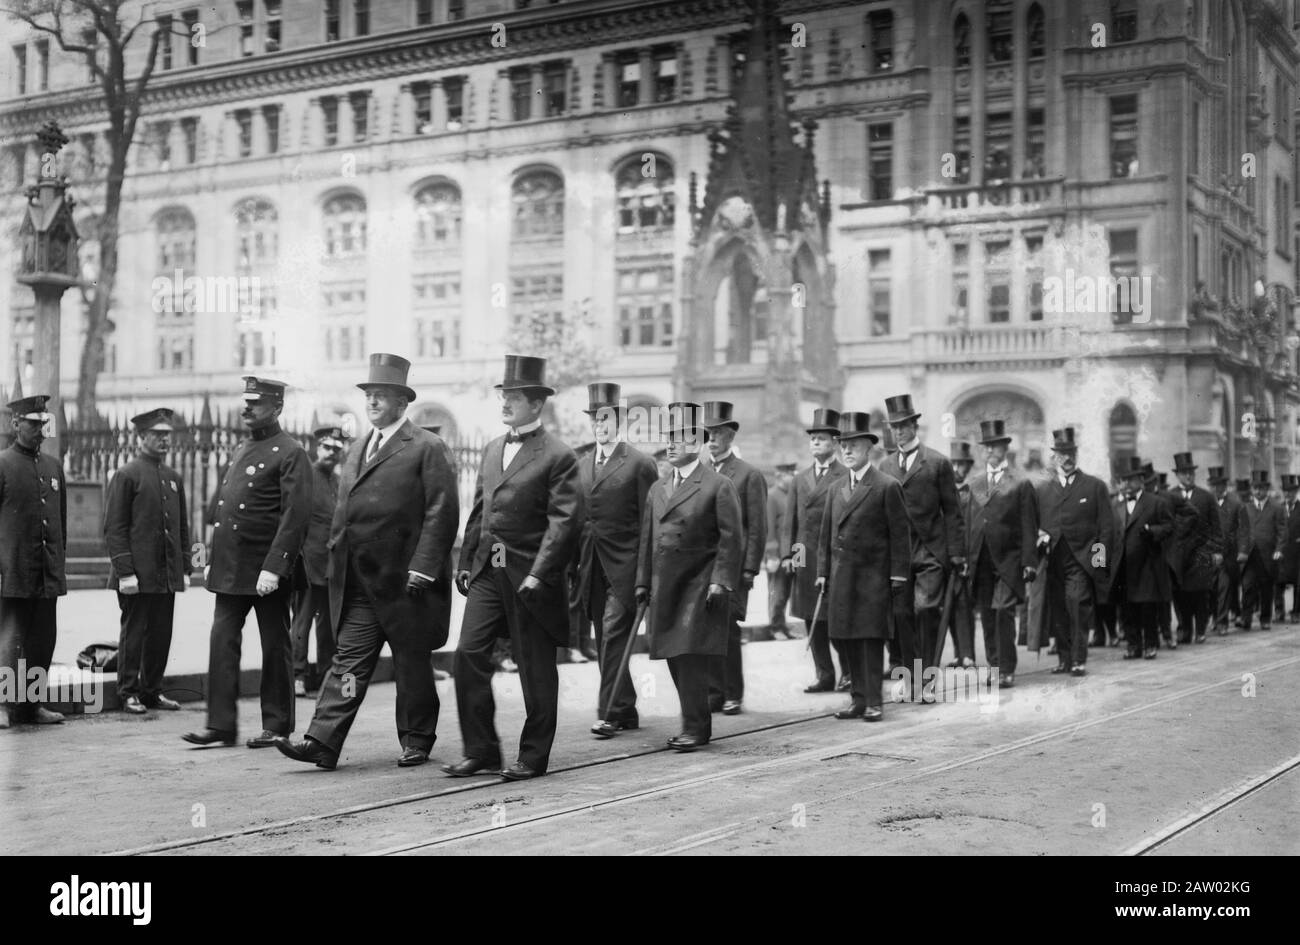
988,461 -> 1008,475
814,457 -> 833,471
673,458 -> 700,480
509,418 -> 543,437
897,438 -> 919,454
1128,489 -> 1142,503
596,440 -> 618,461
712,450 -> 733,465
370,416 -> 406,444
851,461 -> 872,484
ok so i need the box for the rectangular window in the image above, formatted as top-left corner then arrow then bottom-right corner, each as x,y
616,262 -> 675,348
869,10 -> 894,72
511,68 -> 532,121
654,46 -> 678,102
868,249 -> 891,336
355,0 -> 370,37
417,0 -> 434,26
1190,101 -> 1200,176
868,122 -> 893,201
1109,228 -> 1139,324
1025,235 -> 1044,322
985,111 -> 1012,181
351,93 -> 369,142
987,6 -> 1013,63
235,109 -> 253,157
412,274 -> 461,358
414,81 -> 432,132
1025,107 -> 1045,178
1277,176 -> 1290,255
1112,0 -> 1138,43
35,40 -> 48,91
237,1 -> 255,57
1276,72 -> 1289,143
510,270 -> 564,328
447,0 -> 465,20
14,45 -> 27,95
322,283 -> 367,362
326,0 -> 340,41
79,133 -> 96,176
155,121 -> 172,166
445,77 -> 464,128
155,17 -> 172,72
265,0 -> 282,52
618,53 -> 640,107
985,240 -> 1011,323
544,62 -> 567,116
322,97 -> 339,146
181,118 -> 198,164
182,10 -> 200,65
952,242 -> 969,326
1110,94 -> 1138,178
264,105 -> 280,153
953,116 -> 971,184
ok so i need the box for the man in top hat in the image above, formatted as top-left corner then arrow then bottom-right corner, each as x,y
653,447 -> 671,479
945,440 -> 977,668
1208,467 -> 1250,634
877,394 -> 965,696
1240,470 -> 1285,631
765,462 -> 798,640
278,354 -> 459,770
0,395 -> 67,729
564,441 -> 599,665
446,355 -> 582,780
816,413 -> 911,722
1143,463 -> 1179,649
967,420 -> 1039,686
289,425 -> 348,697
1113,457 -> 1173,660
1236,477 -> 1252,503
781,408 -> 851,693
1274,475 -> 1300,623
182,377 -> 310,748
574,382 -> 658,739
1035,428 -> 1113,675
702,401 -> 767,715
636,403 -> 743,750
1168,452 -> 1223,644
104,408 -> 191,715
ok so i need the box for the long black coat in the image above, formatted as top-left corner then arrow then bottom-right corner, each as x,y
1280,499 -> 1300,585
1165,485 -> 1222,592
712,454 -> 767,576
1216,492 -> 1250,580
878,444 -> 965,567
460,428 -> 582,645
968,467 -> 1038,599
575,441 -> 658,616
636,462 -> 743,658
1113,490 -> 1173,603
1037,469 -> 1115,599
779,459 -> 848,620
103,454 -> 191,593
817,465 -> 912,641
299,462 -> 338,587
0,443 -> 66,598
1243,497 -> 1286,581
328,421 -> 459,651
207,424 -> 311,595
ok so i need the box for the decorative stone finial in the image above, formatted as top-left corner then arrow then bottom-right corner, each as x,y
36,120 -> 69,157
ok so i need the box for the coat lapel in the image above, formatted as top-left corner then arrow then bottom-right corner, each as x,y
901,449 -> 922,485
661,464 -> 703,518
496,431 -> 543,491
835,469 -> 875,527
351,420 -> 412,492
593,441 -> 625,489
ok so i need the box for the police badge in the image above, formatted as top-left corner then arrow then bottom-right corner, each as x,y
51,478 -> 60,492
169,480 -> 178,493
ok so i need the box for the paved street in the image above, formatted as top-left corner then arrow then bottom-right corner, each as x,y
3,618 -> 1296,856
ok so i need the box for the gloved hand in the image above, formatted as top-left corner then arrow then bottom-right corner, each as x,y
518,574 -> 542,599
118,575 -> 140,595
705,584 -> 727,610
741,571 -> 756,592
952,555 -> 968,578
780,557 -> 795,575
256,570 -> 279,596
454,570 -> 471,596
406,572 -> 436,595
1022,566 -> 1037,583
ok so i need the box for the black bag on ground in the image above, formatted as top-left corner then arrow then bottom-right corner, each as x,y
76,643 -> 119,673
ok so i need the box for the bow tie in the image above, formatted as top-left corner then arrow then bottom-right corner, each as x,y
505,429 -> 539,444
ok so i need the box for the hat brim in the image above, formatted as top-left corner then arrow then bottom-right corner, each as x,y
951,456 -> 975,465
17,412 -> 53,423
140,423 -> 176,433
1050,444 -> 1078,453
839,432 -> 880,443
664,427 -> 707,442
357,382 -> 417,402
1173,465 -> 1197,472
583,405 -> 622,416
241,392 -> 284,404
979,436 -> 1013,446
805,426 -> 840,436
703,420 -> 740,432
495,382 -> 556,397
887,413 -> 922,425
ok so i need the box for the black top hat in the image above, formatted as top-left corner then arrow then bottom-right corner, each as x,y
421,424 -> 442,436
1118,456 -> 1146,478
495,354 -> 555,396
1139,461 -> 1155,483
584,382 -> 622,416
357,353 -> 417,402
241,376 -> 288,404
1235,478 -> 1252,492
950,441 -> 975,464
664,402 -> 706,441
1155,472 -> 1168,488
775,462 -> 797,473
6,394 -> 52,422
1251,470 -> 1270,487
1283,474 -> 1300,492
805,408 -> 841,436
978,419 -> 1011,445
884,394 -> 921,425
702,401 -> 740,431
1206,466 -> 1227,484
1051,427 -> 1078,452
838,412 -> 879,443
1173,452 -> 1196,472
313,425 -> 347,445
132,407 -> 179,433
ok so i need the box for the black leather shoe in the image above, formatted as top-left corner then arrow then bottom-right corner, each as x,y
442,757 -> 501,778
834,704 -> 865,719
181,729 -> 237,747
276,737 -> 338,770
591,719 -> 638,738
1195,633 -> 1207,644
1071,666 -> 1087,677
1143,648 -> 1157,659
836,675 -> 851,692
123,696 -> 147,715
150,695 -> 182,711
397,746 -> 430,767
998,673 -> 1014,688
721,700 -> 742,715
1050,664 -> 1070,674
1123,650 -> 1141,660
247,730 -> 285,749
1261,623 -> 1272,631
804,680 -> 835,693
862,707 -> 883,722
667,734 -> 707,752
502,762 -> 542,781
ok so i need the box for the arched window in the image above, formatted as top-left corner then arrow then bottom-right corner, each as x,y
234,198 -> 277,270
1111,0 -> 1138,44
414,182 -> 462,248
954,13 -> 971,67
1109,402 -> 1138,484
511,170 -> 564,239
413,404 -> 458,441
155,207 -> 195,271
1027,4 -> 1045,58
615,154 -> 675,233
323,192 -> 367,257
987,1 -> 1013,63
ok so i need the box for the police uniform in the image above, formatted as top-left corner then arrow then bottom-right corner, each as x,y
0,395 -> 66,727
184,377 -> 310,747
103,408 -> 191,712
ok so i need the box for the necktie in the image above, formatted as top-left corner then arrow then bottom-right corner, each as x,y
670,471 -> 681,495
815,467 -> 823,481
366,432 -> 382,463
850,474 -> 859,492
902,450 -> 915,472
596,451 -> 606,470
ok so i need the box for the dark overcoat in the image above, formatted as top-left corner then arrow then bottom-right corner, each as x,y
636,462 -> 743,659
779,459 -> 847,620
0,443 -> 67,598
1165,485 -> 1222,591
1243,497 -> 1286,580
1036,469 -> 1115,599
299,462 -> 338,587
1280,499 -> 1300,585
104,454 -> 191,593
816,465 -> 912,641
1113,490 -> 1173,603
206,424 -> 311,595
575,440 -> 658,616
328,420 -> 459,651
1216,492 -> 1250,581
967,466 -> 1038,599
459,428 -> 582,645
712,454 -> 767,575
878,444 -> 965,567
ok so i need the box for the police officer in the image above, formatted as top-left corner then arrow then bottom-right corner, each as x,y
104,408 -> 191,714
291,425 -> 346,697
0,395 -> 66,729
182,377 -> 310,748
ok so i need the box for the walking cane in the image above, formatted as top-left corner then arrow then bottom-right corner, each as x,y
932,569 -> 959,670
805,583 -> 827,652
602,597 -> 649,724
